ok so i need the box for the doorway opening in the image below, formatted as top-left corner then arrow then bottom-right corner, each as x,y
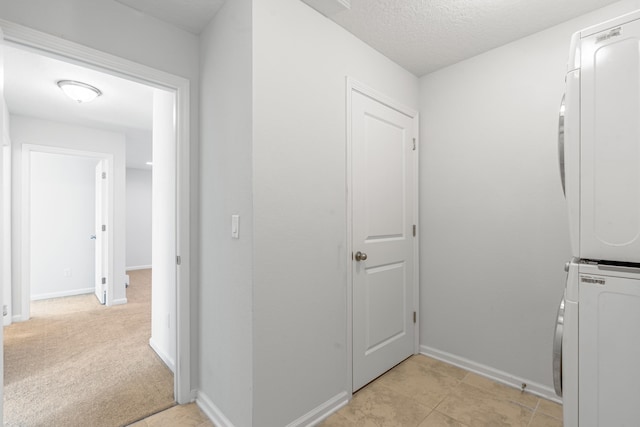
0,19 -> 191,423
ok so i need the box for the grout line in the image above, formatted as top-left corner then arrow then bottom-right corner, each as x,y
526,400 -> 542,427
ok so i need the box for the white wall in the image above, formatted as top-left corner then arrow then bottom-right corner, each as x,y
0,1 -> 201,387
126,168 -> 152,269
30,152 -> 97,300
418,0 -> 640,397
150,89 -> 177,372
198,0 -> 254,425
10,115 -> 126,317
252,0 -> 418,425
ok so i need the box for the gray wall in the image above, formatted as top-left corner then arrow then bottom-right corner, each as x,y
30,152 -> 97,300
419,0 -> 640,396
126,168 -> 151,269
198,0 -> 254,425
252,0 -> 418,425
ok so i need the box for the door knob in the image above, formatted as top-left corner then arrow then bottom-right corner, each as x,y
355,251 -> 368,261
90,235 -> 97,240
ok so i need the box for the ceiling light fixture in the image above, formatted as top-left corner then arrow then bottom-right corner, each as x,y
57,80 -> 102,103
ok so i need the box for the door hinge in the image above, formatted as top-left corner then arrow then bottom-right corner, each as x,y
413,224 -> 416,237
176,255 -> 181,266
102,172 -> 106,179
101,277 -> 106,285
413,311 -> 417,323
103,290 -> 107,305
412,138 -> 416,151
102,224 -> 106,232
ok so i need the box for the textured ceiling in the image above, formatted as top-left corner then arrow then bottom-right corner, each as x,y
114,0 -> 225,34
329,0 -> 622,76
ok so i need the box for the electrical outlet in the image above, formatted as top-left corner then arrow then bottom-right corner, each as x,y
63,268 -> 72,277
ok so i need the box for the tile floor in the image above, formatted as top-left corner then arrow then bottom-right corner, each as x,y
130,354 -> 563,427
128,403 -> 214,427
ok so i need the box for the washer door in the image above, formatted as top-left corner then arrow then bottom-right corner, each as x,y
553,296 -> 565,397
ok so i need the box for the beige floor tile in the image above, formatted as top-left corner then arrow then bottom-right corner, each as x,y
375,358 -> 461,409
529,412 -> 563,427
436,383 -> 533,427
536,399 -> 563,420
320,412 -> 356,426
410,355 -> 468,380
418,410 -> 468,427
462,373 -> 538,409
338,382 -> 431,427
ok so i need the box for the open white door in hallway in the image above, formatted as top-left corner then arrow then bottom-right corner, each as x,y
350,83 -> 419,391
94,160 -> 108,305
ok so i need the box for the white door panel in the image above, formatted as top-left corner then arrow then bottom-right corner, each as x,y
352,88 -> 417,391
580,20 -> 640,262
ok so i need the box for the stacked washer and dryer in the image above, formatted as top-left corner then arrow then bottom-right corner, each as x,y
554,10 -> 640,427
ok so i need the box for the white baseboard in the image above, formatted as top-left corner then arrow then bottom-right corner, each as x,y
420,345 -> 561,404
149,337 -> 176,373
287,391 -> 350,427
111,297 -> 127,306
31,287 -> 93,301
11,314 -> 27,323
196,391 -> 236,427
126,265 -> 152,271
195,390 -> 349,427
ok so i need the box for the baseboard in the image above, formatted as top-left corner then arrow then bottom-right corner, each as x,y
111,298 -> 127,306
420,345 -> 561,404
126,265 -> 152,271
149,337 -> 176,373
287,391 -> 350,427
11,314 -> 27,323
196,391 -> 236,427
31,287 -> 93,301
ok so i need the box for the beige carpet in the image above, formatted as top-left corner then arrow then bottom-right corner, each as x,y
3,269 -> 175,427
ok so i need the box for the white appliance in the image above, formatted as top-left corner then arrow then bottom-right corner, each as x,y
554,10 -> 640,427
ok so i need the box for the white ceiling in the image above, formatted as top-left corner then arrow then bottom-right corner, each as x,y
114,0 -> 623,76
4,45 -> 155,169
114,0 -> 225,34
329,0 -> 622,76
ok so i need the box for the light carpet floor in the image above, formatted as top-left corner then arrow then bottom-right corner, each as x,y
4,269 -> 174,427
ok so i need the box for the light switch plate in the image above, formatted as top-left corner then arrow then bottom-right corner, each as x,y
231,214 -> 240,239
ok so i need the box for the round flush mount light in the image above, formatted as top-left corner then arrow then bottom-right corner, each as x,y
57,80 -> 102,103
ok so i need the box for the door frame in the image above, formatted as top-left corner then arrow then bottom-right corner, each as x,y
21,145 -> 112,308
345,77 -> 420,394
1,19 -> 192,404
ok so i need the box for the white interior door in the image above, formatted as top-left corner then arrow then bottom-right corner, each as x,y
94,160 -> 107,304
351,87 -> 418,391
